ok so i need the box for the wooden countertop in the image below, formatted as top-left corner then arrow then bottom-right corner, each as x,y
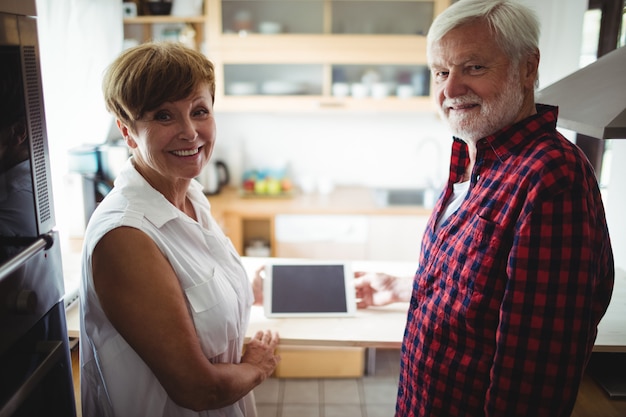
206,186 -> 433,216
65,258 -> 626,352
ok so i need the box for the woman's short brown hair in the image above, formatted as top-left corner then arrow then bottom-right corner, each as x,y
102,42 -> 215,125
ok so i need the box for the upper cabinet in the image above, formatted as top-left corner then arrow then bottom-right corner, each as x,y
123,1 -> 208,51
123,0 -> 454,112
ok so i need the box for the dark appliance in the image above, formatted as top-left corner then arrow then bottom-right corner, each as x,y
0,2 -> 76,416
68,139 -> 129,226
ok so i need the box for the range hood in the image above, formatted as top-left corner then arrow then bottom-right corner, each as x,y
537,46 -> 626,139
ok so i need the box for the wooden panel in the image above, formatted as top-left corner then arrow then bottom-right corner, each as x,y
71,341 -> 81,417
571,373 -> 626,417
274,345 -> 365,378
213,35 -> 427,64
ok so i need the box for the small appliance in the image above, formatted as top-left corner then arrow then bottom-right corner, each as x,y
197,160 -> 230,195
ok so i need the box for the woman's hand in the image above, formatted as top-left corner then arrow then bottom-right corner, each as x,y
242,330 -> 280,380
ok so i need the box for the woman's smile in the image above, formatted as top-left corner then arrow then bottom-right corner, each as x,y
170,146 -> 202,157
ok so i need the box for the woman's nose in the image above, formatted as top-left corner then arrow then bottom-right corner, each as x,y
179,117 -> 198,141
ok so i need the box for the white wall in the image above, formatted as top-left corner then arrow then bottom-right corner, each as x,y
522,0 -> 587,88
605,142 -> 626,270
213,111 -> 451,192
36,0 -> 122,237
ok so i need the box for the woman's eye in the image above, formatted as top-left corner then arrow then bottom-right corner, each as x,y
193,108 -> 210,118
154,112 -> 171,121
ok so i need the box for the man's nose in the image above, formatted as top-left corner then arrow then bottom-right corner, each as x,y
443,71 -> 468,98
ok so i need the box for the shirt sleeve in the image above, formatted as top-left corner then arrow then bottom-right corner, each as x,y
485,185 -> 613,416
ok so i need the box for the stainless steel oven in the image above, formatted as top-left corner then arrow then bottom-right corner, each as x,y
0,1 -> 76,415
0,232 -> 75,416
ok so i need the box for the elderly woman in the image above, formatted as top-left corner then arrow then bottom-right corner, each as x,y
79,42 -> 279,417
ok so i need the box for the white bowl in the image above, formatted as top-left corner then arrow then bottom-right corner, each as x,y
351,83 -> 369,99
227,82 -> 258,95
332,82 -> 350,97
261,80 -> 305,95
396,85 -> 415,98
258,21 -> 282,34
371,82 -> 390,99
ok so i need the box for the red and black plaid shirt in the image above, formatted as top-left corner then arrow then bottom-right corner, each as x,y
397,104 -> 614,417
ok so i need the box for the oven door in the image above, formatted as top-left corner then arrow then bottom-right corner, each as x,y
0,302 -> 75,417
0,233 -> 76,417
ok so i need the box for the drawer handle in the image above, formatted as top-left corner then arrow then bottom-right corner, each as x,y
316,101 -> 346,108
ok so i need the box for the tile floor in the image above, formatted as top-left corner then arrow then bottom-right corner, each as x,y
253,348 -> 401,417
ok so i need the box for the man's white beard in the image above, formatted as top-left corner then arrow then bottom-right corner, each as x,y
441,70 -> 525,142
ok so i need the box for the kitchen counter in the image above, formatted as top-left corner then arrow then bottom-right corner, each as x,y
64,257 -> 416,344
64,257 -> 626,399
207,186 -> 432,216
66,259 -> 626,352
207,186 -> 432,257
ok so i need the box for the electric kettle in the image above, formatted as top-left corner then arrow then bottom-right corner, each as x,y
198,160 -> 230,195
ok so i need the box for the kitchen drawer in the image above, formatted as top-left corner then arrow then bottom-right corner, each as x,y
274,214 -> 369,260
274,214 -> 427,262
273,345 -> 365,378
367,215 -> 427,262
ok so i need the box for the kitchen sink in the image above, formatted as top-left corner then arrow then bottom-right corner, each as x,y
373,188 -> 429,207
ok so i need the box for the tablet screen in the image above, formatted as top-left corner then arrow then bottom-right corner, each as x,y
264,262 -> 356,317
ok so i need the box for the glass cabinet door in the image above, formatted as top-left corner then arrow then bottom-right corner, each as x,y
214,0 -> 443,111
331,64 -> 430,99
223,64 -> 324,96
331,1 -> 434,35
220,0 -> 436,35
221,0 -> 324,34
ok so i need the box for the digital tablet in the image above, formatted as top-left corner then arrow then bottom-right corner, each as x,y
263,260 -> 356,318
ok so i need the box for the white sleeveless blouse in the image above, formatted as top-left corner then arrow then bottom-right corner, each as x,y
79,159 -> 255,417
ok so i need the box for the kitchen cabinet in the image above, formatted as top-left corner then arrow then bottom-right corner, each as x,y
123,9 -> 207,51
122,0 -> 454,112
208,187 -> 431,261
274,214 -> 427,261
274,214 -> 370,260
367,215 -> 427,261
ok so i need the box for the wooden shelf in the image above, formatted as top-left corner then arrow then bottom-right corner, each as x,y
214,95 -> 436,112
123,15 -> 205,24
122,0 -> 451,112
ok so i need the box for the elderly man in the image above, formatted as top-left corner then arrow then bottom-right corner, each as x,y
354,1 -> 614,416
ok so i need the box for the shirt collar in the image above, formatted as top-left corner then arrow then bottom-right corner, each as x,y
114,157 -> 209,228
450,104 -> 559,179
480,104 -> 559,160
